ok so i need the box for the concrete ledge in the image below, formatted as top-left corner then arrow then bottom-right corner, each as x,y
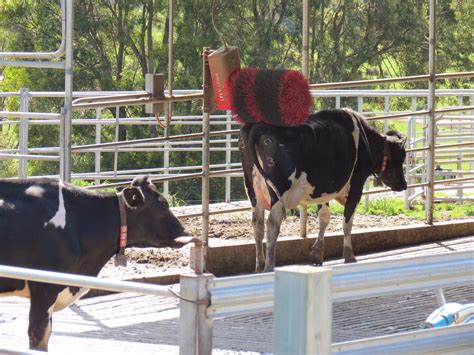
206,219 -> 474,276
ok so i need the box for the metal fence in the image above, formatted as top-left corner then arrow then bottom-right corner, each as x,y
1,249 -> 472,353
1,88 -> 473,205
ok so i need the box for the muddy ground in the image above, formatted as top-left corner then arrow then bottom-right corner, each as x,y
99,211 -> 430,279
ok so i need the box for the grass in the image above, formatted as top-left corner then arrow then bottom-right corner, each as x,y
303,197 -> 473,221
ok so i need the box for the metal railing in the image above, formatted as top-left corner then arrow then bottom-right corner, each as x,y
1,88 -> 473,214
204,250 -> 474,354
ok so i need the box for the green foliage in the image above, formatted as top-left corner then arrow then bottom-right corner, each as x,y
305,197 -> 473,221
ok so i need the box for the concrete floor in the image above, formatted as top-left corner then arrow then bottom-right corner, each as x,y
0,235 -> 473,354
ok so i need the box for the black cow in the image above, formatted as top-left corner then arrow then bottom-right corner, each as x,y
0,175 -> 186,351
239,108 -> 407,272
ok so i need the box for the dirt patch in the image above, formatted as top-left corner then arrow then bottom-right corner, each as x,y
99,211 -> 426,279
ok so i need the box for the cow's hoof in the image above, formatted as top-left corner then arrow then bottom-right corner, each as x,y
344,257 -> 357,264
263,264 -> 275,273
255,260 -> 265,273
343,246 -> 357,263
310,250 -> 324,266
343,255 -> 357,263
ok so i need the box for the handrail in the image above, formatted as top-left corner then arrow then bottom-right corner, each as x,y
207,250 -> 473,318
0,264 -> 176,298
310,71 -> 474,89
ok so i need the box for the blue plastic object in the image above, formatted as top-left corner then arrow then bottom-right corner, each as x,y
424,302 -> 474,328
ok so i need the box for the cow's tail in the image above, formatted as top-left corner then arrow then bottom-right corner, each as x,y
247,124 -> 267,178
246,124 -> 282,200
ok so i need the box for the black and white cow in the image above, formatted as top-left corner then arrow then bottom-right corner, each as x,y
239,108 -> 407,272
0,175 -> 186,351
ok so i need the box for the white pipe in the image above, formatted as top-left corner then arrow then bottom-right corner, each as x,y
0,264 -> 176,298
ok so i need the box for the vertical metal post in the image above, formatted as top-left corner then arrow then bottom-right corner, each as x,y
302,0 -> 309,77
274,266 -> 332,355
95,108 -> 102,185
164,0 -> 174,199
457,95 -> 463,203
335,95 -> 341,108
179,273 -> 213,355
358,96 -> 370,212
201,48 -> 212,260
471,95 -> 474,172
61,0 -> 74,182
299,0 -> 310,239
426,0 -> 436,224
405,97 -> 417,209
18,88 -> 30,178
225,110 -> 232,203
113,106 -> 119,176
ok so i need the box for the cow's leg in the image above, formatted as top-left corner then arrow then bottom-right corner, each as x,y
28,288 -> 57,351
252,203 -> 266,272
343,193 -> 361,263
264,201 -> 285,272
310,203 -> 330,265
342,214 -> 356,263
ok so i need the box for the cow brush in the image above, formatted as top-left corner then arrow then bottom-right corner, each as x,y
230,68 -> 312,127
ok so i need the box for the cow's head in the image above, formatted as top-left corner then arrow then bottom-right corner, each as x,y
379,131 -> 408,192
123,175 -> 187,247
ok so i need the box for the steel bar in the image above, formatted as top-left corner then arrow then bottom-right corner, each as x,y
60,0 -> 74,182
0,264 -> 176,298
333,324 -> 474,354
0,153 -> 59,161
177,205 -> 252,219
365,110 -> 430,121
406,141 -> 474,153
425,0 -> 436,224
309,71 -> 474,90
433,176 -> 474,185
0,60 -> 65,69
0,112 -> 62,119
72,93 -> 204,109
71,132 -> 205,151
201,49 -> 212,253
72,92 -> 151,105
70,129 -> 238,151
435,106 -> 474,114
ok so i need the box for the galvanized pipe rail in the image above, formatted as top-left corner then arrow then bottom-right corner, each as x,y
0,264 -> 176,298
207,250 -> 473,318
309,71 -> 474,90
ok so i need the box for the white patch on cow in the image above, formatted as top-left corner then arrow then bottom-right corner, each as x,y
252,165 -> 272,210
53,287 -> 90,312
138,186 -> 146,202
24,185 -> 45,198
44,180 -> 66,229
280,170 -> 315,210
0,199 -> 15,210
0,281 -> 31,299
342,108 -> 361,149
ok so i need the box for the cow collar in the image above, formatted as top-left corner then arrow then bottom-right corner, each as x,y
114,192 -> 128,267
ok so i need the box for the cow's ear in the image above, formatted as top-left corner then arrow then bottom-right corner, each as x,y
122,187 -> 145,208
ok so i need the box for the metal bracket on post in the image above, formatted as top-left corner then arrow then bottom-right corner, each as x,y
274,265 -> 332,355
145,73 -> 165,115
